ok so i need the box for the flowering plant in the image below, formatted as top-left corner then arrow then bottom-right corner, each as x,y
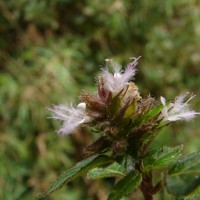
40,58 -> 200,200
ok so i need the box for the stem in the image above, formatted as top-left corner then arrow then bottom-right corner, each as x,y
140,171 -> 154,200
135,161 -> 162,200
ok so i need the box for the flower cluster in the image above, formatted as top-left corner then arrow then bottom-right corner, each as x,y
48,58 -> 199,157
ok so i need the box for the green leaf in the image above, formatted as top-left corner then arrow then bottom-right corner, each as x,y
143,145 -> 183,171
87,162 -> 126,179
142,104 -> 163,124
38,155 -> 112,198
185,186 -> 200,200
169,152 -> 200,175
166,174 -> 200,197
109,90 -> 123,116
107,170 -> 142,200
129,104 -> 164,129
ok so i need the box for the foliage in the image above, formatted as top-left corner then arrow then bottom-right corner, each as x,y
39,154 -> 113,198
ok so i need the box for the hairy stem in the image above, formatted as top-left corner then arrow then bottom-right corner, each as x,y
140,171 -> 154,200
136,161 -> 162,200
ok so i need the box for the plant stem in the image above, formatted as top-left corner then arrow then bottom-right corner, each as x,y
140,171 -> 154,200
135,161 -> 162,200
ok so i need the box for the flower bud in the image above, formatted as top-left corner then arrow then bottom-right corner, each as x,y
120,82 -> 141,119
112,139 -> 128,156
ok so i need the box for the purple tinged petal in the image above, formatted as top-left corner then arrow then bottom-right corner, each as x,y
101,58 -> 140,96
48,102 -> 92,135
160,93 -> 200,123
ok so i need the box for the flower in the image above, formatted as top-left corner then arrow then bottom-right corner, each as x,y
101,57 -> 140,96
160,93 -> 200,122
48,102 -> 92,135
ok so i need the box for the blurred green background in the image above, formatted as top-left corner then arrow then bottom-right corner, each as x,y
0,0 -> 200,199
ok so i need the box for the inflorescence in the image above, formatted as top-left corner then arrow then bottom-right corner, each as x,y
48,58 -> 199,157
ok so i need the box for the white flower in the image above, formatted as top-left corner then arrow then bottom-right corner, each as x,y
160,93 -> 200,122
48,102 -> 92,135
101,57 -> 140,96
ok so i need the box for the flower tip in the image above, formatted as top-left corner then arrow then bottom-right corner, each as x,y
105,58 -> 112,63
130,56 -> 142,62
77,102 -> 86,110
185,93 -> 196,104
160,96 -> 166,106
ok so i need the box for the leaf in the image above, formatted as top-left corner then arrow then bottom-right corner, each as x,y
107,170 -> 142,200
87,162 -> 126,179
166,174 -> 200,197
143,145 -> 183,171
167,152 -> 200,197
169,152 -> 200,175
129,104 -> 164,129
109,90 -> 123,116
116,155 -> 136,173
38,155 -> 112,198
185,186 -> 200,200
142,104 -> 163,124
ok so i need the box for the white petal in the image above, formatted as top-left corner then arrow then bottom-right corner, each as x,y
159,93 -> 200,123
160,96 -> 166,106
48,102 -> 92,135
77,102 -> 86,111
101,59 -> 139,96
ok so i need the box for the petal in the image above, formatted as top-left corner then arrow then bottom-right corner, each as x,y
160,96 -> 166,106
76,102 -> 86,111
